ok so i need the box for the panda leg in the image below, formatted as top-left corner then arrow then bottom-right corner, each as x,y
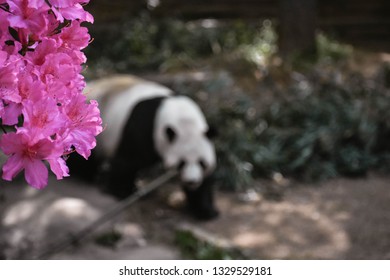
183,174 -> 219,220
105,156 -> 138,200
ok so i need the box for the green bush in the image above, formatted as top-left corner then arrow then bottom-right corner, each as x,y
175,229 -> 245,260
317,33 -> 353,62
258,81 -> 386,181
179,66 -> 390,190
85,14 -> 275,75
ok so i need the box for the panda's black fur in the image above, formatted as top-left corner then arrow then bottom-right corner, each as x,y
68,76 -> 218,220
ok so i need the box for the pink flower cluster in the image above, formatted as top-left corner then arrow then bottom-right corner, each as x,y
0,0 -> 102,188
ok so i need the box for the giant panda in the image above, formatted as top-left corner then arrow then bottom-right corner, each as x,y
69,75 -> 219,220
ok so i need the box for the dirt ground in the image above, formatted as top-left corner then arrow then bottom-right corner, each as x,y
1,173 -> 389,260
119,173 -> 390,260
125,176 -> 390,259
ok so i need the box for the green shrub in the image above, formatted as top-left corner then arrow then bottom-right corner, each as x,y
317,33 -> 353,62
179,66 -> 390,190
85,14 -> 275,75
175,229 -> 245,260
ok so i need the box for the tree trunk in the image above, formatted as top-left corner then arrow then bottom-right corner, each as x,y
278,0 -> 318,58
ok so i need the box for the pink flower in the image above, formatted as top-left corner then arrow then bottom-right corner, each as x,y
0,12 -> 9,44
57,20 -> 90,50
17,72 -> 45,102
50,0 -> 88,6
62,94 -> 102,159
47,156 -> 69,180
0,0 -> 100,188
0,129 -> 66,188
0,62 -> 21,104
1,102 -> 21,125
22,97 -> 67,140
25,38 -> 58,66
54,20 -> 90,64
50,0 -> 93,23
7,0 -> 49,37
38,52 -> 77,85
0,51 -> 7,64
0,59 -> 22,125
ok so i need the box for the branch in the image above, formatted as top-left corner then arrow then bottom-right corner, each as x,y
33,169 -> 178,260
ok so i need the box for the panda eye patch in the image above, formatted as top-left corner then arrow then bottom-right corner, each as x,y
165,126 -> 177,143
199,159 -> 207,170
177,160 -> 186,171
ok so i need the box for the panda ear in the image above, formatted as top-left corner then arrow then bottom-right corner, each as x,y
165,126 -> 177,143
205,126 -> 218,139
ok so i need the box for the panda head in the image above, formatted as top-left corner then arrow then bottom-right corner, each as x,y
154,96 -> 216,189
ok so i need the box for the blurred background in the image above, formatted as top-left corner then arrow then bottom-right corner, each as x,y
1,0 -> 389,260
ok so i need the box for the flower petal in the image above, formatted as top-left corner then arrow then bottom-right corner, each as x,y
0,132 -> 23,155
48,157 -> 69,180
24,159 -> 48,189
2,154 -> 24,181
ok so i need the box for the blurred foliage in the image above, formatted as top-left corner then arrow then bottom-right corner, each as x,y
316,33 -> 354,63
257,76 -> 389,181
94,230 -> 122,247
85,13 -> 276,75
175,229 -> 246,260
264,76 -> 383,186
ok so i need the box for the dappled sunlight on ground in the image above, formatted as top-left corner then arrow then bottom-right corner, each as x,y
212,195 -> 351,259
197,175 -> 390,259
